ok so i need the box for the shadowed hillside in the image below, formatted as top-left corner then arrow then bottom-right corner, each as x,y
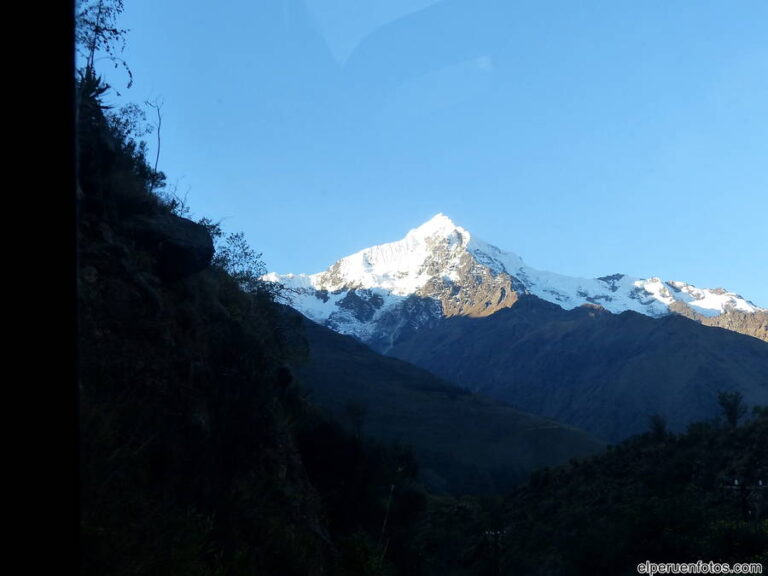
413,408 -> 768,576
291,313 -> 604,494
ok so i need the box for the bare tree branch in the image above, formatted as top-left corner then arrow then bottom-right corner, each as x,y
145,97 -> 164,174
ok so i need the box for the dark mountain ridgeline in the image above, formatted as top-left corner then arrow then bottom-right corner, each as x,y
388,295 -> 768,441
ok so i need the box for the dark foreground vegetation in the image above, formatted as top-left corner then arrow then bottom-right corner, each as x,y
77,3 -> 767,574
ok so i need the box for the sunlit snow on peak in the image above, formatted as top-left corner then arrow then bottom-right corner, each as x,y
635,278 -> 761,317
265,214 -> 764,331
272,214 -> 471,297
405,213 -> 468,243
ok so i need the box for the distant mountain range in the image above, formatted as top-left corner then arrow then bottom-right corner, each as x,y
267,214 -> 768,442
266,214 -> 767,347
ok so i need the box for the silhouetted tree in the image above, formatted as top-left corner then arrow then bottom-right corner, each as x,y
648,413 -> 668,441
210,229 -> 273,295
718,390 -> 747,428
76,0 -> 132,89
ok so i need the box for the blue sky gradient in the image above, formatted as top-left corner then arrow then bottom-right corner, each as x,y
97,0 -> 767,306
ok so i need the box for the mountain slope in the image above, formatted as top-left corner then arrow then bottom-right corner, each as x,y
290,312 -> 605,494
266,214 -> 766,345
388,295 -> 768,441
77,81 -> 335,573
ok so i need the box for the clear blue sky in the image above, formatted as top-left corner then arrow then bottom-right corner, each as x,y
96,0 -> 767,306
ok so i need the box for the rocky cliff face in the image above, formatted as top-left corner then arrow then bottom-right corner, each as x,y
418,250 -> 521,318
669,300 -> 768,342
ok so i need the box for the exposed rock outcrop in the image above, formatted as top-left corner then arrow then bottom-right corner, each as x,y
669,300 -> 768,343
126,213 -> 214,280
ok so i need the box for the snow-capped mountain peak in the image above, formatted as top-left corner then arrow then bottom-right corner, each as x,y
265,214 -> 766,346
271,214 -> 477,297
405,213 -> 467,242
